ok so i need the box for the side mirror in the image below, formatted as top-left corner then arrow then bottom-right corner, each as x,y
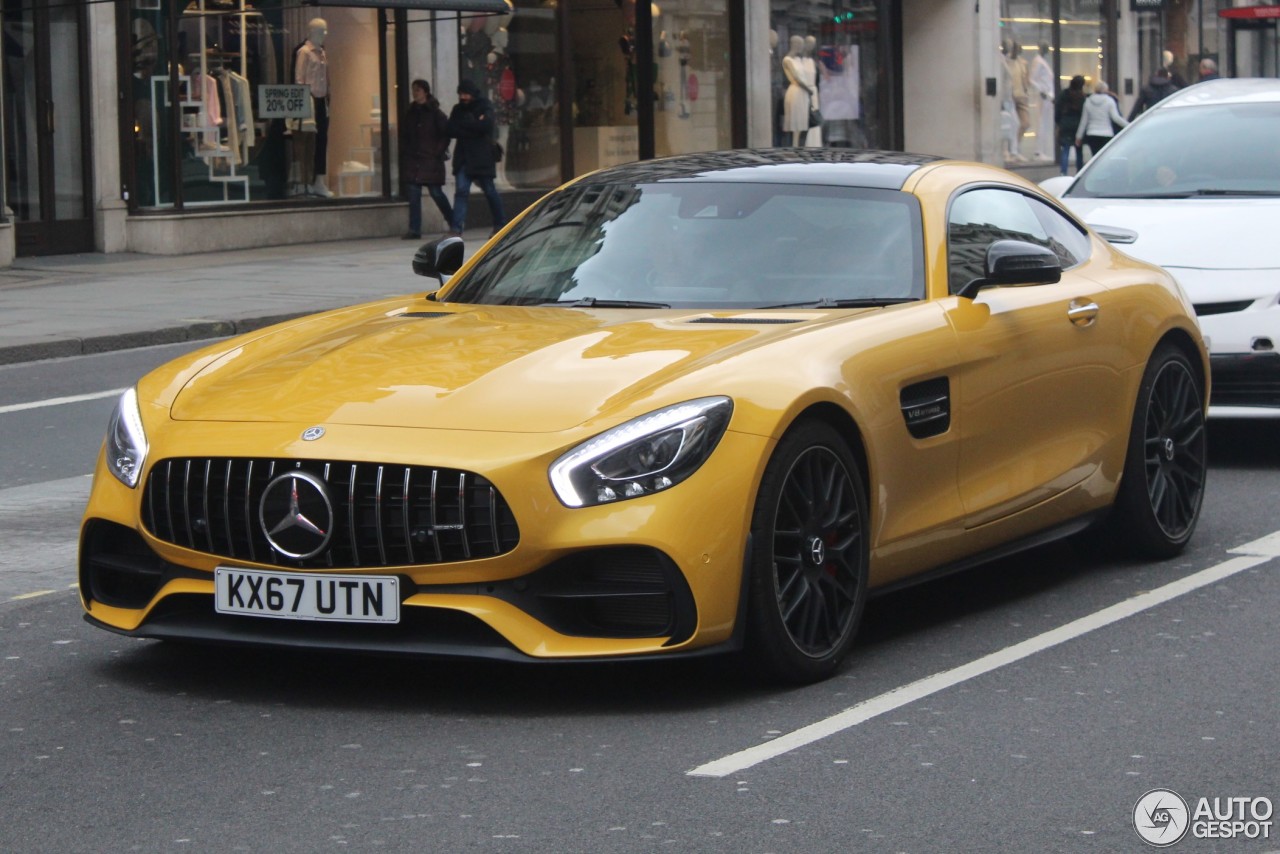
412,236 -> 465,281
958,240 -> 1062,299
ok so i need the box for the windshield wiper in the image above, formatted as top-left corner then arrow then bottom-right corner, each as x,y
756,297 -> 918,309
541,297 -> 672,309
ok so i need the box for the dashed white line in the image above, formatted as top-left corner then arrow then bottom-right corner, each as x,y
688,536 -> 1279,778
0,388 -> 126,415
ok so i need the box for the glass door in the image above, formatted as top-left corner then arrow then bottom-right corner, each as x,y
2,0 -> 94,255
1231,20 -> 1279,78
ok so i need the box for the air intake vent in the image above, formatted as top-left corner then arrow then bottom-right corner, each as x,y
142,458 -> 519,569
900,377 -> 951,439
400,311 -> 451,318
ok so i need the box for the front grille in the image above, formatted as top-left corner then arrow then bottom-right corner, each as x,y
142,458 -> 519,569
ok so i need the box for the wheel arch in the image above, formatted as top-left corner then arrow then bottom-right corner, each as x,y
786,401 -> 871,490
1155,326 -> 1210,406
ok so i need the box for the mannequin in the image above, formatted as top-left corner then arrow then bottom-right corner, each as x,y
296,17 -> 332,197
1001,39 -> 1030,160
675,31 -> 691,119
1029,42 -> 1055,161
803,36 -> 821,146
998,39 -> 1020,161
781,35 -> 812,146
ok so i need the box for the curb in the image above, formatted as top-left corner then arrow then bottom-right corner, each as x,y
0,312 -> 310,367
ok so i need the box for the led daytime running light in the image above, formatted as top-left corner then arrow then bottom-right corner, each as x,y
106,387 -> 149,489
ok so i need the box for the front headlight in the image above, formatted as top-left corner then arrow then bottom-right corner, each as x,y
106,387 -> 149,488
549,397 -> 733,508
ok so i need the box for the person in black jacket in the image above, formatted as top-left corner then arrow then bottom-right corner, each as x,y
446,79 -> 506,239
1128,67 -> 1177,121
400,79 -> 452,239
1055,75 -> 1087,176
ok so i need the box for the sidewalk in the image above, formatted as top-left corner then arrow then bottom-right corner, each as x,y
0,231 -> 479,366
0,158 -> 1063,368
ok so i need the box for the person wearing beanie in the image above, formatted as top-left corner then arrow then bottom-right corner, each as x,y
399,78 -> 452,239
446,79 -> 506,238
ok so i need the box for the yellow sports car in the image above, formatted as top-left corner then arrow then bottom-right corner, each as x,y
80,149 -> 1209,683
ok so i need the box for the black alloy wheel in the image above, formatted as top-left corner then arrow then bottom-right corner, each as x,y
1111,343 -> 1207,557
746,420 -> 869,683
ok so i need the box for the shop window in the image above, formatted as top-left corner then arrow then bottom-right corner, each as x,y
458,0 -> 560,191
997,0 -> 1102,165
125,0 -> 395,209
566,0 -> 640,176
651,1 -> 732,158
770,1 -> 886,151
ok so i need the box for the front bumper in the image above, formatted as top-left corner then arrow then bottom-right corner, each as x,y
79,421 -> 771,661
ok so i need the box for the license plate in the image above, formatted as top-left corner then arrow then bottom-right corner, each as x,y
214,567 -> 400,624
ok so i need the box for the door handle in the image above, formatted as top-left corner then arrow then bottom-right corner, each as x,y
1067,299 -> 1099,327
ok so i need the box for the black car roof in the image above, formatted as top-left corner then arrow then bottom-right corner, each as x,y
576,148 -> 944,191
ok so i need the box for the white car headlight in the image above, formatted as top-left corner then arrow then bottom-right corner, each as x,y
106,387 -> 149,488
549,397 -> 733,508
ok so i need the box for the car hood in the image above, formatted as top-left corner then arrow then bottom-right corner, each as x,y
171,302 -> 839,432
1061,196 -> 1280,270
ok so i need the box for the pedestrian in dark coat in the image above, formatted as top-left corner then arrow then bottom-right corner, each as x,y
1128,68 -> 1177,120
1055,75 -> 1087,175
400,79 -> 452,239
446,78 -> 506,238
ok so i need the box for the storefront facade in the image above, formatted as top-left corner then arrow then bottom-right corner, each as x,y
0,0 -> 1218,264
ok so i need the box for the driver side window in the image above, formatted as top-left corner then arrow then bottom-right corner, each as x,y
946,188 -> 1088,294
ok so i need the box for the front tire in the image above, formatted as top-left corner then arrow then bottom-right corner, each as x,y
745,421 -> 869,684
1109,343 -> 1207,558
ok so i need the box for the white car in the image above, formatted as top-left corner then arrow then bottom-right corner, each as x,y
1041,78 -> 1280,418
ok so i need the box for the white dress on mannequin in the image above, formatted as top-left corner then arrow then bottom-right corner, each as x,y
781,36 -> 813,145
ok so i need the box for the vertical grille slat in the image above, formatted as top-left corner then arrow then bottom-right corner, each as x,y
487,485 -> 499,554
221,459 -> 233,556
374,465 -> 387,566
401,467 -> 414,566
163,460 -> 176,546
458,472 -> 471,560
430,470 -> 443,563
244,460 -> 256,563
182,460 -> 194,549
143,457 -> 519,569
347,463 -> 360,568
201,460 -> 213,553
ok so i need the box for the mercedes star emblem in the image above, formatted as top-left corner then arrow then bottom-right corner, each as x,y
302,426 -> 326,441
259,470 -> 334,559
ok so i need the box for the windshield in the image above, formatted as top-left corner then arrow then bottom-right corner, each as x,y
442,181 -> 925,308
1068,102 -> 1280,198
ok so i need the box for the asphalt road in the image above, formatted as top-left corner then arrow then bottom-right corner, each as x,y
1,346 -> 1278,853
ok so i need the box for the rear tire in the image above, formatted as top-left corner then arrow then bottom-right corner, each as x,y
1108,343 -> 1207,558
745,421 -> 869,684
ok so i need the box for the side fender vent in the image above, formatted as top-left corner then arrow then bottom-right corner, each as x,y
900,377 -> 951,439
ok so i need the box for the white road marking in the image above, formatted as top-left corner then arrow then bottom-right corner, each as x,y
688,539 -> 1280,778
0,388 -> 126,415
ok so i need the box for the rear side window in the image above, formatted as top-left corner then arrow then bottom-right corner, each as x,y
947,188 -> 1091,294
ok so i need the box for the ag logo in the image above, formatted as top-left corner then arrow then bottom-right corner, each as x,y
1134,788 -> 1190,846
